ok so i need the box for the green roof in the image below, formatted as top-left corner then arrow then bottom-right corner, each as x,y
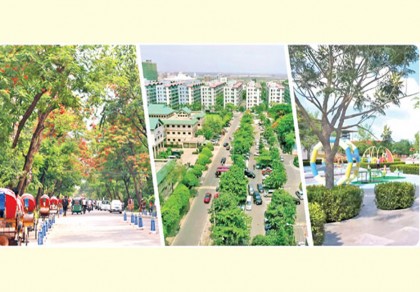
148,118 -> 162,130
156,159 -> 176,185
148,104 -> 174,116
179,107 -> 192,114
161,119 -> 198,126
191,112 -> 205,119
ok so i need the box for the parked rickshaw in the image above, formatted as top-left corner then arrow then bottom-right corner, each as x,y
50,195 -> 59,215
0,188 -> 25,246
39,194 -> 51,218
71,197 -> 82,215
21,193 -> 37,245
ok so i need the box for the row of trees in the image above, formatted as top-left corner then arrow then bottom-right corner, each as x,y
0,45 -> 153,208
210,113 -> 254,245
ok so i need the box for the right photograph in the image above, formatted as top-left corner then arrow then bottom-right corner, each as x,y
289,45 -> 419,246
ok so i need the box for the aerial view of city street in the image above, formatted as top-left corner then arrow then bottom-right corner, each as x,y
0,45 -> 161,247
290,45 -> 419,246
140,45 -> 309,246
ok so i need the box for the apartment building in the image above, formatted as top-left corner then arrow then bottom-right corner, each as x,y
178,81 -> 203,105
156,82 -> 181,108
267,81 -> 285,106
144,81 -> 162,105
223,81 -> 243,107
246,81 -> 262,109
201,81 -> 226,110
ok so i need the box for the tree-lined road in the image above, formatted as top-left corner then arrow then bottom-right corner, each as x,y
29,210 -> 161,247
172,112 -> 243,246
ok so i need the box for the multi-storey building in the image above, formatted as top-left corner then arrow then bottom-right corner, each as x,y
223,81 -> 243,107
246,81 -> 262,109
149,117 -> 165,157
142,60 -> 158,81
156,82 -> 181,108
148,104 -> 205,148
144,81 -> 162,105
178,81 -> 203,105
201,81 -> 226,110
267,81 -> 285,106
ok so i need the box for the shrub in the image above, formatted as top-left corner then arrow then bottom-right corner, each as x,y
307,185 -> 364,222
302,159 -> 323,166
196,153 -> 211,166
309,203 -> 326,245
191,164 -> 204,178
201,147 -> 212,158
182,171 -> 199,188
374,182 -> 416,210
389,164 -> 419,175
205,142 -> 214,151
293,156 -> 299,168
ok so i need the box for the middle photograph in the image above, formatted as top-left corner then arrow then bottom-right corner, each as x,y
139,45 -> 309,246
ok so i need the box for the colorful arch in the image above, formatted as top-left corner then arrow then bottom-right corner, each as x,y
310,138 -> 360,185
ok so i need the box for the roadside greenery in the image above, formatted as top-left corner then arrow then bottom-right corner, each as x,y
161,183 -> 191,237
375,182 -> 416,210
309,202 -> 326,245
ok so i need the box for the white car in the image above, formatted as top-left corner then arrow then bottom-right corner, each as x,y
110,200 -> 123,213
101,200 -> 111,211
245,196 -> 252,211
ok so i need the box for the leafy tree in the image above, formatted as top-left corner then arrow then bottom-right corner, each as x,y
380,125 -> 393,148
211,207 -> 251,246
290,45 -> 418,188
392,139 -> 411,155
282,79 -> 290,104
182,171 -> 199,188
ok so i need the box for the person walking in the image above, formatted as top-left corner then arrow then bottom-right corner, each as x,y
62,196 -> 69,216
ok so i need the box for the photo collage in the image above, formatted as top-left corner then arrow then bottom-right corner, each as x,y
0,45 -> 418,247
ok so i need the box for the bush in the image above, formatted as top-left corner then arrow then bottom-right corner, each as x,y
307,185 -> 364,222
161,184 -> 191,237
359,161 -> 404,169
201,147 -> 212,158
191,164 -> 204,178
309,203 -> 326,245
389,164 -> 419,175
374,182 -> 416,210
302,159 -> 323,166
182,171 -> 199,188
293,156 -> 299,168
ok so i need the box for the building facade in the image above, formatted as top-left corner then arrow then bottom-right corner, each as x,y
223,81 -> 243,107
142,60 -> 158,81
201,81 -> 226,110
267,81 -> 284,106
156,83 -> 181,108
246,81 -> 262,109
178,82 -> 203,105
144,81 -> 162,105
149,118 -> 165,157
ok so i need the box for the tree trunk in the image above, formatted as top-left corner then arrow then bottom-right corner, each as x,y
36,169 -> 46,202
17,108 -> 53,195
12,90 -> 47,149
324,146 -> 336,189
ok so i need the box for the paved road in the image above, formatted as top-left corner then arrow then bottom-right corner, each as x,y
282,153 -> 307,244
29,210 -> 161,247
172,112 -> 243,246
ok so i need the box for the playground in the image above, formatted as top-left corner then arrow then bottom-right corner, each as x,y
304,139 -> 419,246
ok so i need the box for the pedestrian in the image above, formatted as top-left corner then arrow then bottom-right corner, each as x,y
62,196 -> 69,216
376,158 -> 380,169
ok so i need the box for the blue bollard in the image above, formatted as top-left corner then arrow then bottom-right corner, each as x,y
134,215 -> 138,225
43,223 -> 47,235
59,209 -> 63,215
123,211 -> 127,221
130,213 -> 134,224
38,230 -> 43,245
138,216 -> 144,229
150,218 -> 156,234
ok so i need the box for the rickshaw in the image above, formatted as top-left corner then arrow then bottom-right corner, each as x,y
39,194 -> 51,218
0,188 -> 24,246
71,197 -> 83,215
50,195 -> 59,215
21,193 -> 37,245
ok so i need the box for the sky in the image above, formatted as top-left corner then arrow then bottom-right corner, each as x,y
294,50 -> 419,142
139,45 -> 287,75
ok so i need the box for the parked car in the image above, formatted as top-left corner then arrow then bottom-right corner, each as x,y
265,189 -> 276,197
101,200 -> 111,211
280,156 -> 284,162
223,142 -> 229,147
248,184 -> 255,196
220,157 -> 226,165
257,183 -> 265,195
253,192 -> 262,205
244,169 -> 256,178
245,196 -> 252,211
110,199 -> 123,213
226,145 -> 230,150
214,192 -> 219,199
262,167 -> 273,176
204,193 -> 212,204
254,152 -> 260,156
295,190 -> 304,200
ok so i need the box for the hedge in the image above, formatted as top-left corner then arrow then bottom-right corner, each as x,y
389,164 -> 419,175
293,156 -> 299,168
360,161 -> 405,169
375,182 -> 416,210
161,184 -> 191,237
307,185 -> 364,222
309,203 -> 326,245
302,159 -> 323,166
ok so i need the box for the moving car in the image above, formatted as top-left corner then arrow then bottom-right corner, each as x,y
253,192 -> 262,205
244,169 -> 256,178
204,193 -> 212,204
220,157 -> 226,165
226,145 -> 230,150
100,200 -> 111,211
110,200 -> 123,213
295,190 -> 304,200
223,142 -> 229,147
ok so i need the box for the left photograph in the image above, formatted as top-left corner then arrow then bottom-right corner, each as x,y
0,45 -> 162,247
